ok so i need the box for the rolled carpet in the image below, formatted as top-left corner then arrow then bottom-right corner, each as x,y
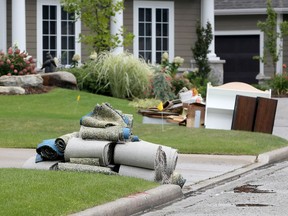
80,103 -> 131,128
57,163 -> 118,175
64,137 -> 114,166
55,132 -> 79,153
79,125 -> 131,142
36,139 -> 63,161
161,146 -> 178,177
113,141 -> 166,170
69,158 -> 100,166
118,165 -> 156,181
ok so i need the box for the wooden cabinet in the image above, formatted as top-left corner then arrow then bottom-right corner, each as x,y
205,82 -> 271,130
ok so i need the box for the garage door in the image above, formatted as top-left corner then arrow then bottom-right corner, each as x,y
215,35 -> 260,84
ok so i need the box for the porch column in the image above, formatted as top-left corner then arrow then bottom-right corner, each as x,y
0,0 -> 7,52
110,0 -> 124,54
12,0 -> 26,51
201,0 -> 219,60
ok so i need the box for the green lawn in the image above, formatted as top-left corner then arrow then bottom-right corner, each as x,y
1,88 -> 287,215
0,87 -> 287,155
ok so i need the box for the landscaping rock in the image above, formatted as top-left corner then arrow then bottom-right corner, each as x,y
0,86 -> 25,95
0,74 -> 43,87
41,71 -> 77,90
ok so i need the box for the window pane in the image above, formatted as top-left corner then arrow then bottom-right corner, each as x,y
43,36 -> 49,49
156,24 -> 161,36
62,21 -> 67,35
156,38 -> 161,50
163,38 -> 168,50
163,24 -> 168,36
163,9 -> 169,22
50,36 -> 56,49
61,51 -> 67,65
50,21 -> 56,34
139,23 -> 144,36
43,21 -> 49,34
69,36 -> 75,49
68,13 -> 75,21
146,38 -> 151,50
50,6 -> 56,20
156,52 -> 161,64
139,52 -> 144,59
43,6 -> 49,19
62,36 -> 67,49
146,9 -> 151,21
61,8 -> 67,20
68,22 -> 75,35
139,37 -> 144,50
50,51 -> 56,59
146,23 -> 151,36
69,51 -> 74,64
156,9 -> 162,22
146,52 -> 152,62
139,8 -> 144,21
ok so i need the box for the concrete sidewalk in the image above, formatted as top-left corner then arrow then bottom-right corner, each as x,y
1,98 -> 287,216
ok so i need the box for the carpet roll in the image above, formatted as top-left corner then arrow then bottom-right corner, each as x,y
57,163 -> 118,175
69,158 -> 100,166
80,103 -> 130,128
55,132 -> 79,153
79,125 -> 131,142
113,141 -> 166,170
118,165 -> 156,181
64,137 -> 113,166
36,139 -> 63,160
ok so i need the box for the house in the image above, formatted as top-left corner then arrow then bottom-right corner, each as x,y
1,0 -> 286,85
215,0 -> 288,84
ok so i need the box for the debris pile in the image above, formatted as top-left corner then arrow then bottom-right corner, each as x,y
23,103 -> 185,187
139,88 -> 205,127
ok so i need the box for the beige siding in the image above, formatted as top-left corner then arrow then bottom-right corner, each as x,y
124,0 -> 134,52
215,15 -> 266,31
26,0 -> 37,57
175,0 -> 201,68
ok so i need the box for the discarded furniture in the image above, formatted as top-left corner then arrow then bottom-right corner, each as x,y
205,82 -> 271,130
232,95 -> 278,134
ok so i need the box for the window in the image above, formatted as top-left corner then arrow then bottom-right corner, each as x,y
134,1 -> 174,64
37,0 -> 81,67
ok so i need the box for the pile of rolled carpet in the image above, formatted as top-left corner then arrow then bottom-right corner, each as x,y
23,103 -> 186,188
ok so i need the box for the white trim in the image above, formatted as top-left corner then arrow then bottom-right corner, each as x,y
215,30 -> 264,77
12,0 -> 26,51
0,0 -> 7,52
36,0 -> 81,68
133,0 -> 174,63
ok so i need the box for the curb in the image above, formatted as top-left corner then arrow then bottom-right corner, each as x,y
182,146 -> 288,196
70,184 -> 183,216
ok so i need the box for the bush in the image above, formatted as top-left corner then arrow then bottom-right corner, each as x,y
0,46 -> 36,76
269,73 -> 288,96
69,51 -> 152,99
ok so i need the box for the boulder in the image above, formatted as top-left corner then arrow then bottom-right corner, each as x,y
0,74 -> 43,87
41,71 -> 77,90
0,86 -> 25,95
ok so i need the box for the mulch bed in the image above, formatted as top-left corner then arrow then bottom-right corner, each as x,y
23,86 -> 54,94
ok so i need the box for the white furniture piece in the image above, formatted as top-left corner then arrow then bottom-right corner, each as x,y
204,82 -> 271,130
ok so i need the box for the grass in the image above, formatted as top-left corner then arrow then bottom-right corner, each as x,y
0,87 -> 287,215
0,168 -> 158,216
0,87 -> 287,155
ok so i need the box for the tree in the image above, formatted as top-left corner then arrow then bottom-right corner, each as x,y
61,0 -> 134,53
256,0 -> 288,74
191,20 -> 213,86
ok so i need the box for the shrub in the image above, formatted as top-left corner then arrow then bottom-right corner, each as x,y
68,51 -> 152,99
0,46 -> 36,76
269,74 -> 288,96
